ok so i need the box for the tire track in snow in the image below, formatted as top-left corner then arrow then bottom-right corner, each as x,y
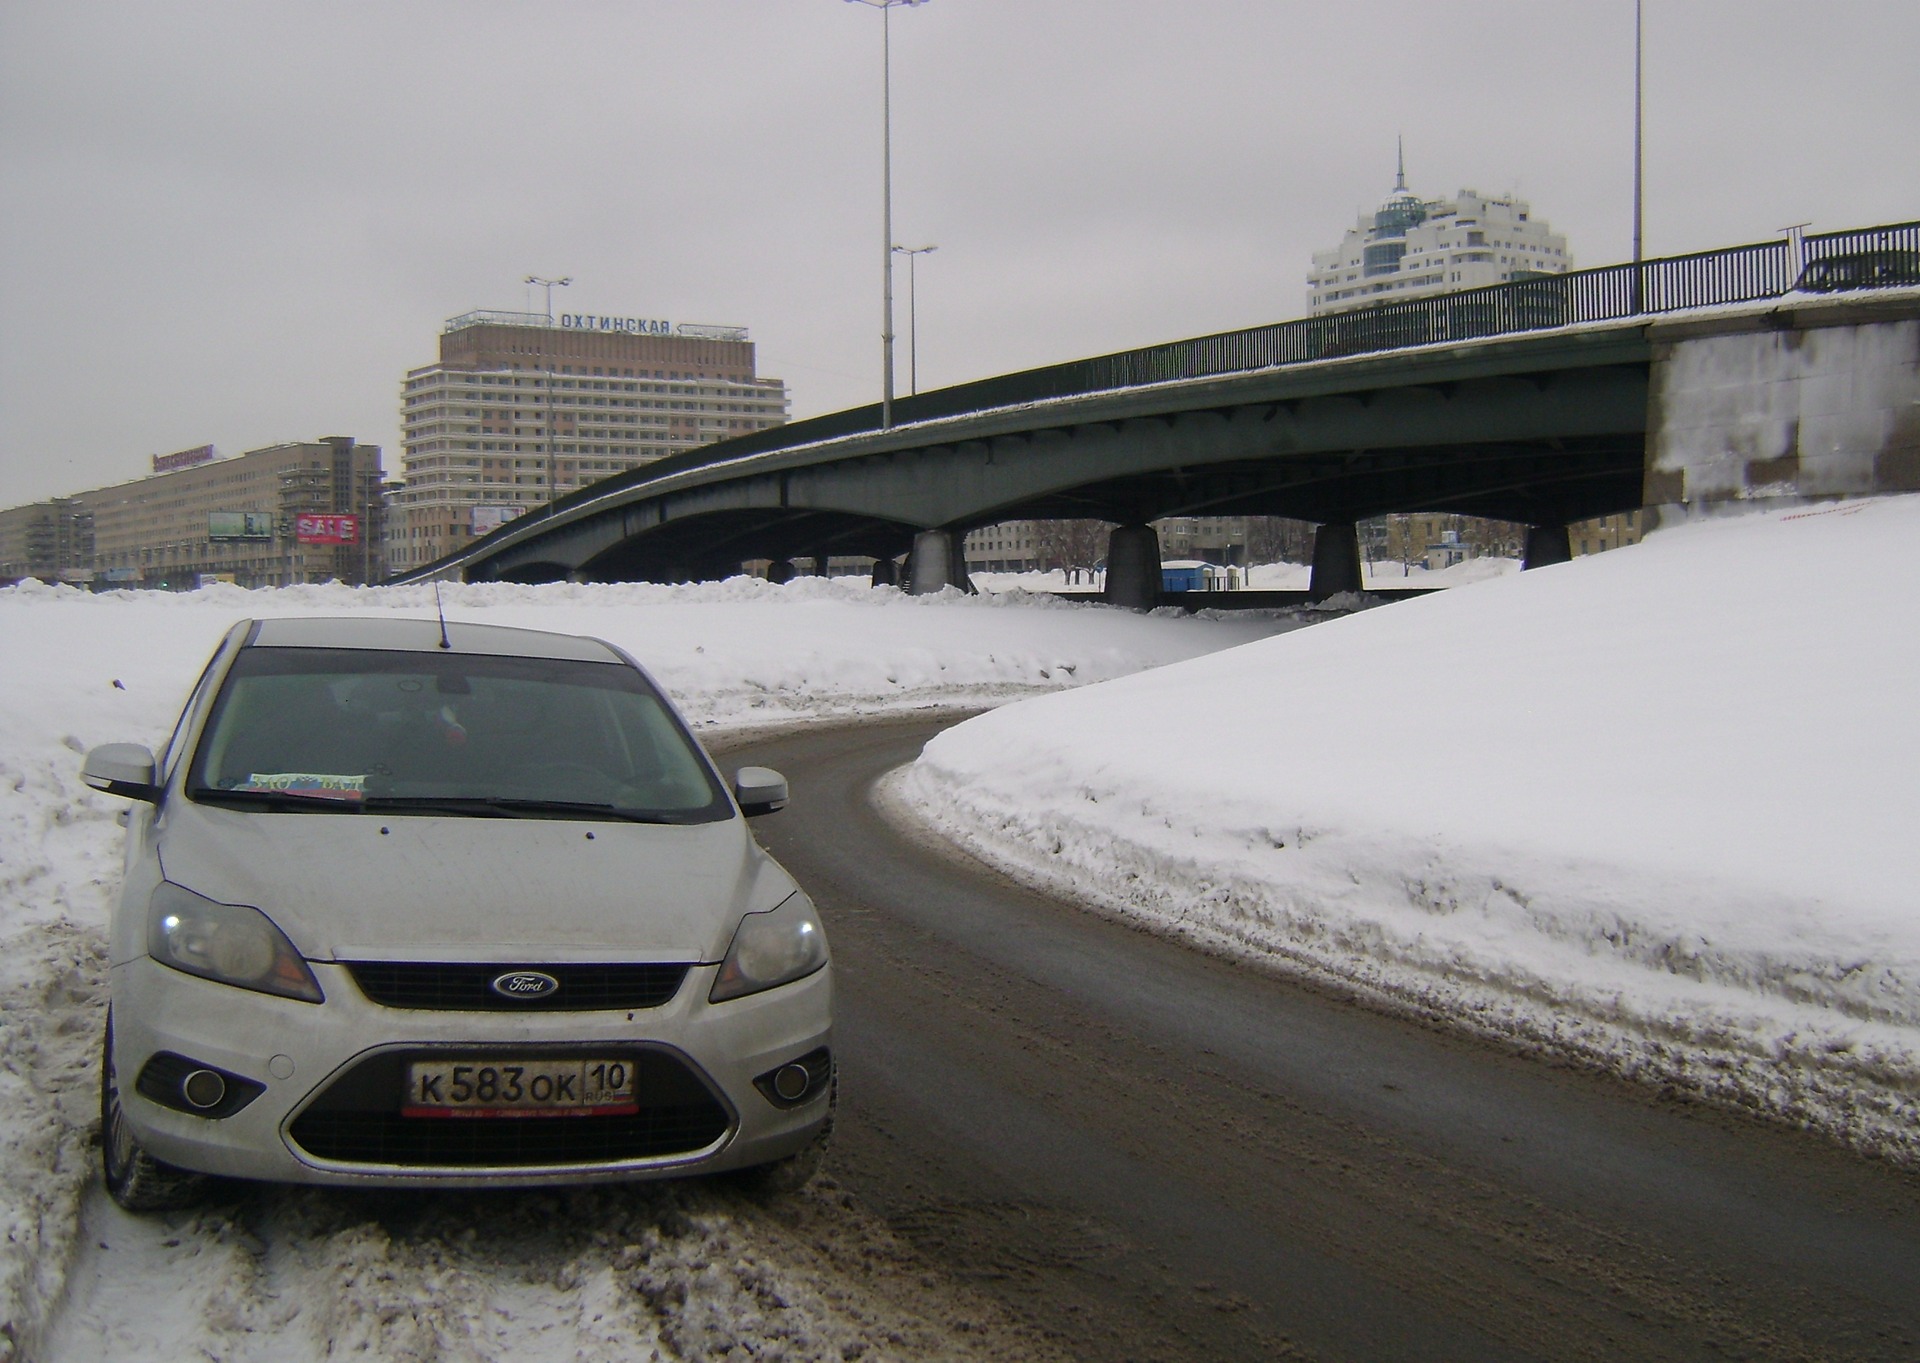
41,1174 -> 1066,1361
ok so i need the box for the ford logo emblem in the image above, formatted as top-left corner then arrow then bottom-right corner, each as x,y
490,970 -> 560,1000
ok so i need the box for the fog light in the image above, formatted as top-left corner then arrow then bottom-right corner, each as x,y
771,1063 -> 812,1103
753,1047 -> 831,1109
181,1069 -> 227,1110
135,1052 -> 265,1119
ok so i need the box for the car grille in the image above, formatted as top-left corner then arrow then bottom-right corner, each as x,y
287,1048 -> 732,1168
345,962 -> 689,1011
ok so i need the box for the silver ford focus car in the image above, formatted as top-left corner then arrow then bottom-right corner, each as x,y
82,616 -> 832,1210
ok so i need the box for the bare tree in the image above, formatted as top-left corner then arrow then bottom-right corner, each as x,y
1243,517 -> 1316,565
1460,516 -> 1525,559
1031,519 -> 1112,572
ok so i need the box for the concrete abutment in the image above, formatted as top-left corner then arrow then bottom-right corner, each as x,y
1308,522 -> 1363,600
1104,524 -> 1162,610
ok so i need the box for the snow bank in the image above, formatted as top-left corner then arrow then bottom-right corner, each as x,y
0,576 -> 1282,1360
899,496 -> 1920,1162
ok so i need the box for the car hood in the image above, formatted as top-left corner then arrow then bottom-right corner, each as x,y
154,801 -> 790,964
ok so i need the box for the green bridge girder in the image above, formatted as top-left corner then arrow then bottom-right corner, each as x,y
452,322 -> 1655,585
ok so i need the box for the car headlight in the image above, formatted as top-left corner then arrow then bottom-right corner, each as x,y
710,893 -> 828,1003
148,881 -> 325,1004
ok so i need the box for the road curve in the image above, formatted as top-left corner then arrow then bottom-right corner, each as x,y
730,716 -> 1920,1363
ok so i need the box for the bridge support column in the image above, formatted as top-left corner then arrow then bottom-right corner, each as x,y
869,555 -> 898,588
1308,522 -> 1363,600
1104,524 -> 1162,610
767,559 -> 797,584
908,531 -> 954,595
1522,523 -> 1571,570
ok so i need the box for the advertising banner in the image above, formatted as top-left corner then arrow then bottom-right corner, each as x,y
153,444 -> 216,475
208,511 -> 276,541
294,513 -> 359,546
471,504 -> 526,537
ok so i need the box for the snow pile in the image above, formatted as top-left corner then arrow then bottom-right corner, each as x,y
898,496 -> 1920,1161
0,576 -> 1278,1360
0,573 -> 1291,734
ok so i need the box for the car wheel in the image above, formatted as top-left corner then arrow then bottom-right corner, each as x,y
100,1010 -> 207,1213
727,1078 -> 835,1200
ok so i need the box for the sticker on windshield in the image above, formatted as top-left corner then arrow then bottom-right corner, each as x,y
237,772 -> 366,801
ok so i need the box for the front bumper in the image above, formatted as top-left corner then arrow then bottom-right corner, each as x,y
109,955 -> 832,1188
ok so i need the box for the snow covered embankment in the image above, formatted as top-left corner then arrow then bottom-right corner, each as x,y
898,497 -> 1920,1164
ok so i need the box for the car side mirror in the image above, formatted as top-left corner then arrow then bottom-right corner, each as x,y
733,766 -> 789,817
82,743 -> 161,803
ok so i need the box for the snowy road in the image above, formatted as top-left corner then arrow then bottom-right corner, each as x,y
742,718 -> 1920,1362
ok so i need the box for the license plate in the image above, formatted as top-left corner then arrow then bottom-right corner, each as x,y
401,1058 -> 638,1119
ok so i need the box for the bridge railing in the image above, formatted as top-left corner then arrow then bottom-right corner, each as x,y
697,219 -> 1919,458
458,220 -> 1920,559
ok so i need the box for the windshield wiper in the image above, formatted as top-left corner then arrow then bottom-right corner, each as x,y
358,795 -> 696,824
190,787 -> 367,813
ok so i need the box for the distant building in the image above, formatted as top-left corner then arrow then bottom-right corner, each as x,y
1309,149 -> 1571,316
963,521 -> 1044,573
963,516 -> 1295,576
393,310 -> 790,573
0,498 -> 91,585
1571,512 -> 1644,556
0,438 -> 387,589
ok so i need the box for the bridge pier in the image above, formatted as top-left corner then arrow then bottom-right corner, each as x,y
1522,523 -> 1572,570
869,555 -> 898,588
767,559 -> 797,584
1104,523 -> 1162,610
1308,522 -> 1363,600
908,530 -> 973,595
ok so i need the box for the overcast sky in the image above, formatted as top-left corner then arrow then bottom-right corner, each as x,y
2,0 -> 1916,508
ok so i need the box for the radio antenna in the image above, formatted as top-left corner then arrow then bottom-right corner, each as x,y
434,581 -> 452,649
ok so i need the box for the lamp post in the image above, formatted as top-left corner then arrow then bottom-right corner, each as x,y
892,244 -> 936,395
845,0 -> 926,429
524,274 -> 572,506
1631,0 -> 1644,312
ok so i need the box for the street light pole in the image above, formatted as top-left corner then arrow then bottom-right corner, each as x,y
892,244 -> 936,395
846,0 -> 926,429
1631,0 -> 1644,312
524,274 -> 572,507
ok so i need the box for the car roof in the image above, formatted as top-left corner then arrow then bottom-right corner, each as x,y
245,616 -> 625,663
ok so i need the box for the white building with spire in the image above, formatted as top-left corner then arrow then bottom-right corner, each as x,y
1308,147 -> 1571,316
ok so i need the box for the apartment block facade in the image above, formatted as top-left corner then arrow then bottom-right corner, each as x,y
393,311 -> 790,572
0,498 -> 92,584
1,438 -> 386,589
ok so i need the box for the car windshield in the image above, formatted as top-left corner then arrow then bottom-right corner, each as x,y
186,646 -> 730,822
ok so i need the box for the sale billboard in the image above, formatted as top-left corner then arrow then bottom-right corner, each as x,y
294,513 -> 360,546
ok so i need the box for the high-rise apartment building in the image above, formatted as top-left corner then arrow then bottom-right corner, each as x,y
392,310 -> 790,572
1309,154 -> 1571,316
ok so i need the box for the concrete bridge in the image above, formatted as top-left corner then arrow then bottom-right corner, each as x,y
413,225 -> 1919,606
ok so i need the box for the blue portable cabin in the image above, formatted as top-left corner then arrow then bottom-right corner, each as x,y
1161,560 -> 1242,592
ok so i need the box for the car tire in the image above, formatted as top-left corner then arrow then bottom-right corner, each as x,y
100,1010 -> 208,1213
727,1078 -> 835,1200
